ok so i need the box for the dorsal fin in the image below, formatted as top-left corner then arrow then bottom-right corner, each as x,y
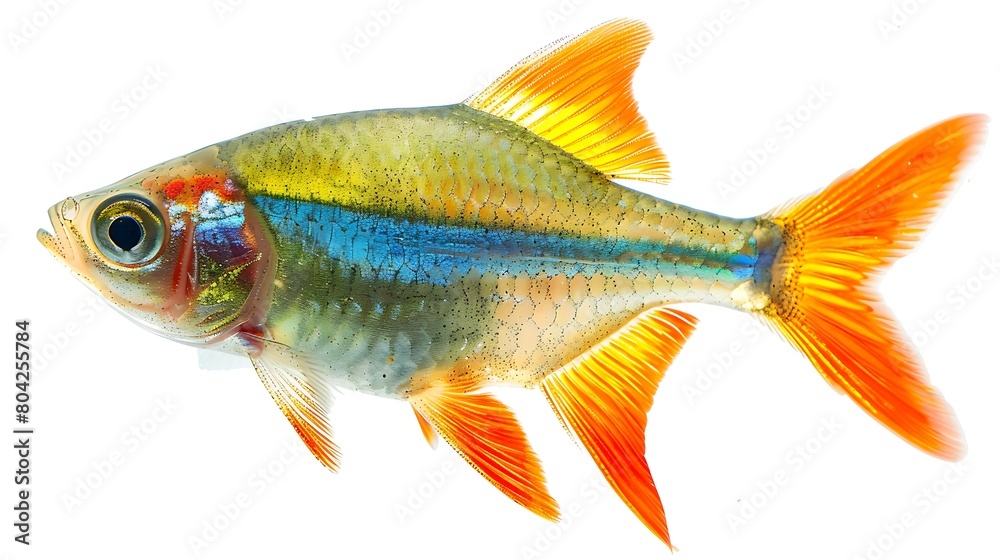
465,19 -> 670,184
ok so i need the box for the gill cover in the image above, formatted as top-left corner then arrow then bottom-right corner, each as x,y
38,146 -> 274,345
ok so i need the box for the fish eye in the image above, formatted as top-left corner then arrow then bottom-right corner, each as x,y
109,215 -> 143,251
92,195 -> 165,266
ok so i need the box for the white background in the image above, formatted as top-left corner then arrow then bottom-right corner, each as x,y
3,0 -> 999,559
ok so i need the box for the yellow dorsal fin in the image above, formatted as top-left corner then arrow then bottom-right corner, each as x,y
465,19 -> 670,184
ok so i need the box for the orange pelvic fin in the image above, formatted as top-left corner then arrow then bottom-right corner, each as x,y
408,378 -> 559,521
764,114 -> 989,461
465,19 -> 670,184
411,405 -> 439,449
541,306 -> 698,549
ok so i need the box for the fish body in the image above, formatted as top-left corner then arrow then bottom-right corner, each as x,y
38,19 -> 986,550
215,104 -> 766,396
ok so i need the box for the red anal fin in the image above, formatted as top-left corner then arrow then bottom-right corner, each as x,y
408,379 -> 559,521
541,306 -> 698,549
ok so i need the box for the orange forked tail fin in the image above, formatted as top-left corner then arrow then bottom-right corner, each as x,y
763,114 -> 988,461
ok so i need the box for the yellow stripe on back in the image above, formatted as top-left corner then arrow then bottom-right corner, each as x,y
465,19 -> 670,185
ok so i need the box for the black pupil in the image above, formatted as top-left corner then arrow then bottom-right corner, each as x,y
108,216 -> 143,251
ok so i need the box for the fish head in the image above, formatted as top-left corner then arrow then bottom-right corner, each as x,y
38,146 -> 274,346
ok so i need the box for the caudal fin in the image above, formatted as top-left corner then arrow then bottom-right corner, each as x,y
762,114 -> 988,461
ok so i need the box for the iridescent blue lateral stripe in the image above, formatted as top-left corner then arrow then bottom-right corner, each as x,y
252,197 -> 757,286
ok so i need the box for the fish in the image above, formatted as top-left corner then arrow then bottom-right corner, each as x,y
37,18 -> 987,550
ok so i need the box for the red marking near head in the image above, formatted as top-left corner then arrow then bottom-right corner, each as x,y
165,213 -> 197,320
164,174 -> 236,208
192,175 -> 218,198
165,179 -> 186,200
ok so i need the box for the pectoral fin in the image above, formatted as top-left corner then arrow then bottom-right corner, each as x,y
251,351 -> 341,472
408,379 -> 559,521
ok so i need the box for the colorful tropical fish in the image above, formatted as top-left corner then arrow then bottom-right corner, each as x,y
37,19 -> 986,549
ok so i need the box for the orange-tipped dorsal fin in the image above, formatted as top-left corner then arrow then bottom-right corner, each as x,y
465,19 -> 670,185
541,306 -> 698,549
764,114 -> 989,461
408,378 -> 559,521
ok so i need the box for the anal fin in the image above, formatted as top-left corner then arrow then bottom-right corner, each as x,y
408,378 -> 559,521
541,306 -> 697,549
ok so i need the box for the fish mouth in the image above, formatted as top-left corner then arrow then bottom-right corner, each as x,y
37,198 -> 79,263
36,228 -> 62,258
